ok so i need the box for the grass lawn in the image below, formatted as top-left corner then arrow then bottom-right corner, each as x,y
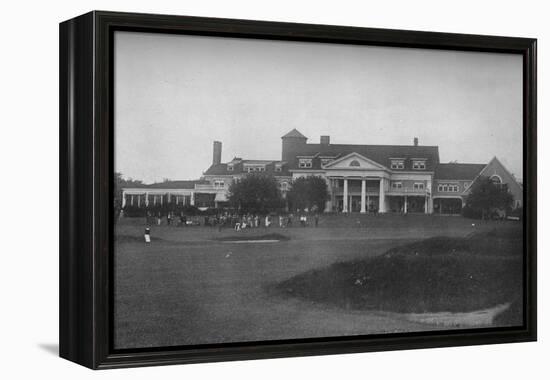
114,214 -> 523,349
275,230 -> 522,319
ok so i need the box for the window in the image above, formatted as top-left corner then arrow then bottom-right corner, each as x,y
412,160 -> 426,170
244,165 -> 266,172
274,164 -> 282,172
227,164 -> 234,171
464,182 -> 471,189
214,180 -> 225,188
391,160 -> 404,169
391,182 -> 403,190
490,175 -> 502,184
320,158 -> 333,166
299,159 -> 312,168
438,183 -> 459,192
349,159 -> 360,167
413,182 -> 425,191
280,182 -> 289,191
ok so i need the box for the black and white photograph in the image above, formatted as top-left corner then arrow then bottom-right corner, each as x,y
2,0 -> 546,377
113,31 -> 525,349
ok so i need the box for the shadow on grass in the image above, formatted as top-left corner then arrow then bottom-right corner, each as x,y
273,229 -> 523,322
115,234 -> 163,243
214,233 -> 291,242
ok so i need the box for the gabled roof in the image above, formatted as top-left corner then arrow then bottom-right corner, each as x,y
434,163 -> 486,180
288,143 -> 440,171
281,129 -> 307,139
323,152 -> 389,171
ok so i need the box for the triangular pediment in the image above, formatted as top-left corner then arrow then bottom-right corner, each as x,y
323,152 -> 388,171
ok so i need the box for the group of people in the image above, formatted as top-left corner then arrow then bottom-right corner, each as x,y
232,213 -> 320,230
146,211 -> 191,227
145,210 -> 321,230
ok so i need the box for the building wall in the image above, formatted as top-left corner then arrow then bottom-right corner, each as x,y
281,136 -> 308,163
473,158 -> 523,208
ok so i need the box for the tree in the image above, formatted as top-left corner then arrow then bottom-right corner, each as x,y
287,176 -> 329,212
465,176 -> 514,219
228,174 -> 283,214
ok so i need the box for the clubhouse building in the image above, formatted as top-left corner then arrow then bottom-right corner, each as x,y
121,129 -> 522,215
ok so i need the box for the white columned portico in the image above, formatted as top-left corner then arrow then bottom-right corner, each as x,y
343,178 -> 349,213
378,178 -> 386,213
360,179 -> 366,213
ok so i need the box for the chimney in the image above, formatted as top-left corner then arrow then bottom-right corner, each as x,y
213,141 -> 222,165
413,137 -> 418,146
320,135 -> 330,145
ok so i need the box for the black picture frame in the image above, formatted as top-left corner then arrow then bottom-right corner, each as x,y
59,10 -> 537,369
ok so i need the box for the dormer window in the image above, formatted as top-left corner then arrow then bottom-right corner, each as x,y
274,163 -> 283,172
227,164 -> 234,171
412,160 -> 426,170
320,158 -> 333,166
244,164 -> 266,172
438,183 -> 460,192
390,159 -> 405,170
298,159 -> 312,168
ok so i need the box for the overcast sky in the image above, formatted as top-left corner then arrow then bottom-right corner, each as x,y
114,31 -> 523,184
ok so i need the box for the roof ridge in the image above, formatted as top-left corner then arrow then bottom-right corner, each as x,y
306,142 -> 440,148
281,128 -> 307,139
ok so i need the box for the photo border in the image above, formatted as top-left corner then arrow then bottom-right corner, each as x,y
59,11 -> 537,369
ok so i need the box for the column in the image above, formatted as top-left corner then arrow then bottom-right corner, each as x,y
404,195 -> 408,214
190,192 -> 195,206
424,194 -> 428,214
343,178 -> 349,213
360,179 -> 366,213
121,190 -> 126,208
427,179 -> 433,213
145,192 -> 149,207
137,194 -> 141,207
379,178 -> 386,213
329,178 -> 336,211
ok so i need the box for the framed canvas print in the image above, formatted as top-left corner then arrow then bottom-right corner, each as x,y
59,11 -> 537,369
